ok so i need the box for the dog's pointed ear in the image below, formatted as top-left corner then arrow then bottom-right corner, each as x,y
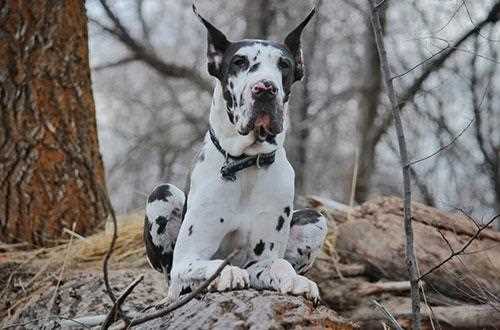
193,4 -> 231,79
284,7 -> 316,82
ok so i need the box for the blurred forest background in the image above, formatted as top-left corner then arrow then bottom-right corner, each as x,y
87,0 -> 500,224
85,0 -> 500,231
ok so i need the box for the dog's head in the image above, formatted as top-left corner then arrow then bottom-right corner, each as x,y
194,5 -> 315,143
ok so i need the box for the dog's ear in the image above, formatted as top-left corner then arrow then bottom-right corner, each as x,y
284,7 -> 316,82
193,5 -> 231,79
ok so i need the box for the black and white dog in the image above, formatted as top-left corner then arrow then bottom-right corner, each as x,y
144,5 -> 327,302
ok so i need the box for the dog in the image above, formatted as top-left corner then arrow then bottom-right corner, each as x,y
144,5 -> 327,303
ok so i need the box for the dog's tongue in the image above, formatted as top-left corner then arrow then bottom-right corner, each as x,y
255,113 -> 271,130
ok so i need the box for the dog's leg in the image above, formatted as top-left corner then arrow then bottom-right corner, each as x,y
284,209 -> 328,275
144,184 -> 185,283
168,215 -> 250,299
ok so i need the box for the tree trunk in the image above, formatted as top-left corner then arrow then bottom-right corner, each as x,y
0,0 -> 108,246
243,0 -> 275,39
354,15 -> 383,204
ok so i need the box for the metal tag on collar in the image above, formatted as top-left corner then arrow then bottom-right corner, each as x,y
256,154 -> 262,169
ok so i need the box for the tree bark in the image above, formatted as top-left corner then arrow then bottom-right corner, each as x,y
0,0 -> 109,246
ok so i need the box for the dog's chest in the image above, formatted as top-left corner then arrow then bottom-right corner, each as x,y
188,145 -> 294,262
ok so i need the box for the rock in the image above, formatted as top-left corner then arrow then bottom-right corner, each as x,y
3,270 -> 354,330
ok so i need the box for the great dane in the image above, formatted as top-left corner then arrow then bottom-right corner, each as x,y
144,5 -> 327,303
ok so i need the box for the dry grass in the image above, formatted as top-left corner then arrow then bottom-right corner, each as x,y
0,211 -> 147,320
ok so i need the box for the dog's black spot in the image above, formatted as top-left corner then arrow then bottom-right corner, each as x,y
148,185 -> 172,203
254,240 -> 265,256
227,109 -> 235,124
239,93 -> 245,107
256,270 -> 263,279
297,248 -> 303,256
276,216 -> 285,231
291,209 -> 321,227
270,242 -> 274,250
188,225 -> 193,236
180,286 -> 192,295
266,135 -> 277,145
284,206 -> 291,217
249,63 -> 260,72
229,81 -> 234,89
220,218 -> 224,223
156,216 -> 168,235
182,195 -> 188,219
245,260 -> 258,269
224,90 -> 233,109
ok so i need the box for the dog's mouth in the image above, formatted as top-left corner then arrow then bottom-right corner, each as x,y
238,112 -> 281,143
255,125 -> 275,143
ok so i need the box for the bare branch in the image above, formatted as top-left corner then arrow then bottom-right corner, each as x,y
368,2 -> 421,329
92,1 -> 212,92
92,56 -> 139,72
372,0 -> 500,145
100,275 -> 144,329
125,250 -> 239,328
407,117 -> 474,167
418,214 -> 500,281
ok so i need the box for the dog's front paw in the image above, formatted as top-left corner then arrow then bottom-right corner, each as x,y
277,275 -> 320,303
208,265 -> 250,292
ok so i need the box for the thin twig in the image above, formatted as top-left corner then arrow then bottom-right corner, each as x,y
126,250 -> 239,328
407,117 -> 474,167
102,189 -> 118,304
371,300 -> 404,330
100,275 -> 144,329
368,2 -> 421,329
48,222 -> 76,311
418,214 -> 500,281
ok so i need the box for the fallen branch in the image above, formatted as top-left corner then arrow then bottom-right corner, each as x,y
359,281 -> 412,296
371,300 -> 404,330
100,275 -> 144,329
357,303 -> 500,329
120,250 -> 239,328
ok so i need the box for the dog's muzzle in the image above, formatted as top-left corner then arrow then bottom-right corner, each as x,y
244,80 -> 284,140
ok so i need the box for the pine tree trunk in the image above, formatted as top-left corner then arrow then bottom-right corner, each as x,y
0,0 -> 108,246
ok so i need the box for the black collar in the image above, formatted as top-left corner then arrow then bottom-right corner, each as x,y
208,126 -> 276,181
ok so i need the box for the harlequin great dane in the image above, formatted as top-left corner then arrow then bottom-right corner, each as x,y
144,5 -> 327,303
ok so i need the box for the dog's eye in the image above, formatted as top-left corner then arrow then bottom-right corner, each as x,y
233,57 -> 249,68
278,59 -> 291,70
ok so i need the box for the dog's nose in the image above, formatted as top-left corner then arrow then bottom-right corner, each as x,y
252,80 -> 277,99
